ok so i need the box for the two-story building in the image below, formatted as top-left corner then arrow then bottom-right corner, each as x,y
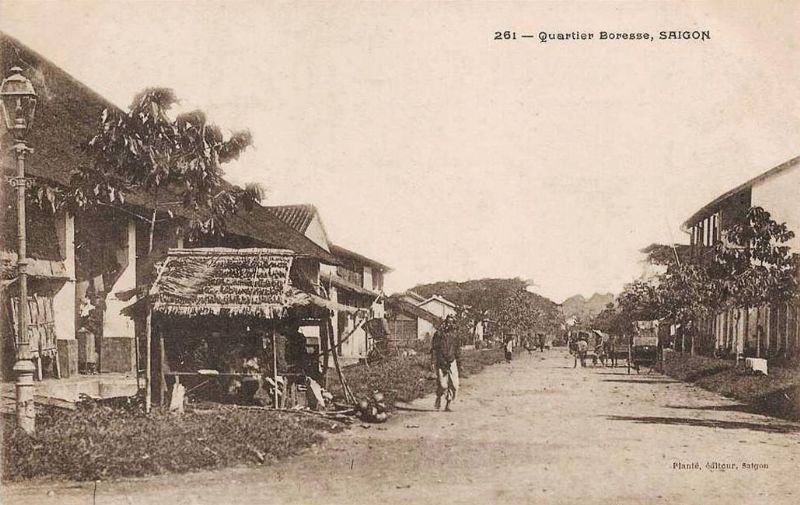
682,155 -> 800,358
266,205 -> 392,363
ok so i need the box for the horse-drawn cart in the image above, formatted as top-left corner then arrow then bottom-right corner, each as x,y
628,320 -> 660,374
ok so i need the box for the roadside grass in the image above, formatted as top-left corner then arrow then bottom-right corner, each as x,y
2,402 -> 343,482
663,351 -> 800,420
2,348 -> 508,483
328,347 -> 507,406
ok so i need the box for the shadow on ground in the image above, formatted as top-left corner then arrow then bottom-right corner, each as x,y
667,404 -> 765,416
602,379 -> 678,384
607,414 -> 800,434
393,404 -> 437,413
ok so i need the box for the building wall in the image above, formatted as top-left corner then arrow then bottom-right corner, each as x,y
103,219 -> 136,340
363,266 -> 373,291
752,167 -> 800,251
371,297 -> 385,319
336,310 -> 368,361
53,212 -> 76,341
474,320 -> 485,341
100,219 -> 137,373
418,318 -> 436,340
703,302 -> 800,358
372,269 -> 384,291
304,215 -> 330,252
388,314 -> 417,343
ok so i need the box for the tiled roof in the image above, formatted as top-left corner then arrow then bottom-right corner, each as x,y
683,155 -> 800,229
266,205 -> 316,234
386,297 -> 443,326
330,244 -> 392,272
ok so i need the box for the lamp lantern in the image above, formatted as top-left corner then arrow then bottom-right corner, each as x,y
0,66 -> 37,139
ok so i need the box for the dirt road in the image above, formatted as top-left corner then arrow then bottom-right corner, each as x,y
4,350 -> 799,505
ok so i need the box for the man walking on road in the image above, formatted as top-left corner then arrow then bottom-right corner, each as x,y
431,315 -> 460,412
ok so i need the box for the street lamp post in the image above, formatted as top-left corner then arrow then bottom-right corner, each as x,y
1,66 -> 38,434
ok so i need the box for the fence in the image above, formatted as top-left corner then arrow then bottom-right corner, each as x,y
697,301 -> 800,358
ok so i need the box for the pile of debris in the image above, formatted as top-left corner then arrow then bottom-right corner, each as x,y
356,392 -> 389,423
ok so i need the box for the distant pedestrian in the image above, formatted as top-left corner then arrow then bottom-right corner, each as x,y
504,337 -> 514,362
523,337 -> 532,354
431,315 -> 460,412
574,338 -> 588,368
537,332 -> 546,352
604,335 -> 618,367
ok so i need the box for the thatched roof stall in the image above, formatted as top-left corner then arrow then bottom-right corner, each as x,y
150,248 -> 295,318
137,247 -> 351,411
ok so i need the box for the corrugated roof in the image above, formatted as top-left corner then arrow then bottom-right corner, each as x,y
683,155 -> 800,229
266,205 -> 316,234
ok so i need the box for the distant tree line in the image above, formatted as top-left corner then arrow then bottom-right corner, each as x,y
411,278 -> 564,341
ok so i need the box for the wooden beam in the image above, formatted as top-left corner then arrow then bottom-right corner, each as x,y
145,306 -> 152,413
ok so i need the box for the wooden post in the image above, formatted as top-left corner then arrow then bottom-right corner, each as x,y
145,307 -> 152,413
783,303 -> 789,354
321,317 -> 330,389
158,329 -> 167,407
735,308 -> 743,365
680,327 -> 686,353
272,326 -> 278,408
756,307 -> 761,358
327,318 -> 353,403
627,333 -> 632,375
134,318 -> 141,393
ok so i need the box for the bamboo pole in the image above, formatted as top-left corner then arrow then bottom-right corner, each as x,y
783,302 -> 789,354
159,328 -> 167,407
272,327 -> 278,408
627,333 -> 632,375
321,317 -> 330,389
756,307 -> 761,358
145,306 -> 152,413
327,318 -> 353,403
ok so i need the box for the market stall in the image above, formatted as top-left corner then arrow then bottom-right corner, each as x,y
129,247 -> 345,411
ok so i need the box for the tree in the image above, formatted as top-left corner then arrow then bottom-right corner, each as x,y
591,302 -> 631,337
411,278 -> 564,342
712,206 -> 797,358
57,88 -> 262,253
658,261 -> 716,354
495,289 -> 545,341
616,279 -> 662,326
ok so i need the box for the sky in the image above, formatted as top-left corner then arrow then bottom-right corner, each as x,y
2,1 -> 799,302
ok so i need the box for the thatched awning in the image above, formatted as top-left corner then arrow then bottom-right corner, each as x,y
150,248 -> 295,318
